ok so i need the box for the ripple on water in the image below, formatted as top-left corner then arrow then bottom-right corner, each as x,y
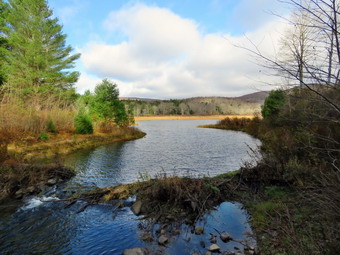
0,120 -> 260,254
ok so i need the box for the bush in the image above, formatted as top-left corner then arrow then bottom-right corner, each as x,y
74,113 -> 93,134
46,119 -> 57,133
261,90 -> 285,119
38,133 -> 49,141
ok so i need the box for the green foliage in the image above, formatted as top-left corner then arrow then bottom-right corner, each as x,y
205,183 -> 220,194
265,186 -> 286,199
38,132 -> 49,141
90,79 -> 130,126
0,0 -> 8,86
1,0 -> 80,100
46,119 -> 57,133
74,113 -> 93,134
261,90 -> 286,119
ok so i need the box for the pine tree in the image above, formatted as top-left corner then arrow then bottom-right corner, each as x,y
0,0 -> 8,87
2,0 -> 80,102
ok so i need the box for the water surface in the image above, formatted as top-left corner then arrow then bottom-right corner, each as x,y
0,120 -> 260,254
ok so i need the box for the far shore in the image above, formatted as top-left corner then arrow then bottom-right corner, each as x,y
134,114 -> 256,121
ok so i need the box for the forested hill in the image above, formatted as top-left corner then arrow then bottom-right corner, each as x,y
121,91 -> 269,116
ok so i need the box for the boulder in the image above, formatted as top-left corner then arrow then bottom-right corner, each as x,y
131,200 -> 143,215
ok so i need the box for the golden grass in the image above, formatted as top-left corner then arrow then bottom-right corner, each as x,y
7,127 -> 146,161
134,114 -> 256,121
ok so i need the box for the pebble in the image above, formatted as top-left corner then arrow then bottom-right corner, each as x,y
208,244 -> 220,252
194,226 -> 204,235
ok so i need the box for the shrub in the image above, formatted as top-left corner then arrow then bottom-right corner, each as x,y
261,90 -> 285,119
38,133 -> 49,141
74,113 -> 93,134
46,119 -> 57,133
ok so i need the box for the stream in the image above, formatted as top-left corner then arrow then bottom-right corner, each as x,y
0,120 -> 260,254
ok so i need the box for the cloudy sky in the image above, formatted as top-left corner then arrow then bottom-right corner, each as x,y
48,0 -> 290,99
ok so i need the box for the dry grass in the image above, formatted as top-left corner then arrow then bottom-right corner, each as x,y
7,127 -> 146,161
135,114 -> 256,121
0,102 -> 76,143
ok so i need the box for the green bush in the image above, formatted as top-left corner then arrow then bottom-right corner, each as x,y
74,113 -> 93,134
261,90 -> 286,119
38,132 -> 49,141
46,119 -> 57,133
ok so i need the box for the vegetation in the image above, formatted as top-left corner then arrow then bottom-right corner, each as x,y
0,0 -> 141,202
74,113 -> 93,134
122,94 -> 267,116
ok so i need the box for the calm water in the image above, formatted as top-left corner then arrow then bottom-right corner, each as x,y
0,120 -> 260,255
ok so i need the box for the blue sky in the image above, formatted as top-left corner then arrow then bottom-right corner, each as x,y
48,0 -> 290,98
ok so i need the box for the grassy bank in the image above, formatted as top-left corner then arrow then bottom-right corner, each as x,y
0,123 -> 145,203
7,127 -> 146,161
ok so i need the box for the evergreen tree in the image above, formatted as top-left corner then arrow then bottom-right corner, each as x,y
2,0 -> 80,101
91,79 -> 129,126
0,0 -> 8,87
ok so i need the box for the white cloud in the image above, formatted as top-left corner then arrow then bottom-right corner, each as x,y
76,3 -> 287,98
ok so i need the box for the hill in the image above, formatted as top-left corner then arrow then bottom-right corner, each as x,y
122,91 -> 269,116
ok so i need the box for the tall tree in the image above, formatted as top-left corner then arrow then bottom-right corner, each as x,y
2,0 -> 80,103
0,0 -> 8,87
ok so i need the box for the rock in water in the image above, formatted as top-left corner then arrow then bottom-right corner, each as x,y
208,244 -> 220,252
209,233 -> 217,243
131,200 -> 143,215
158,235 -> 168,245
194,226 -> 204,235
220,232 -> 233,242
123,247 -> 147,255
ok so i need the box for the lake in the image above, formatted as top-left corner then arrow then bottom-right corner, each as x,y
0,120 -> 260,254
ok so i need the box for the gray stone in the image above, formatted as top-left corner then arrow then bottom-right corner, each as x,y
131,200 -> 143,215
27,186 -> 36,193
47,178 -> 57,185
123,247 -> 147,255
194,226 -> 204,235
115,200 -> 125,208
205,252 -> 212,255
208,244 -> 220,252
220,232 -> 233,242
139,232 -> 153,242
209,233 -> 217,243
15,189 -> 25,199
158,235 -> 168,245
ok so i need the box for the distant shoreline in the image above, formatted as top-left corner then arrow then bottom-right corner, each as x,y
134,114 -> 256,121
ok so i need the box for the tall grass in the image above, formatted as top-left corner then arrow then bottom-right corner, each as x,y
0,103 -> 76,143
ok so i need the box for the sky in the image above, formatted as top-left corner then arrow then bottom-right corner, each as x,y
48,0 -> 291,99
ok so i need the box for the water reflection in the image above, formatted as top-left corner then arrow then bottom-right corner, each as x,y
64,120 -> 260,191
0,120 -> 260,254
